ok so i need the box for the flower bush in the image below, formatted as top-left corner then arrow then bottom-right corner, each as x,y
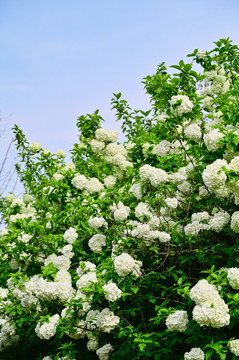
1,38 -> 239,359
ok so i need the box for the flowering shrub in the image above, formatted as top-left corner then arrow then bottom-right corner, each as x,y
1,38 -> 239,359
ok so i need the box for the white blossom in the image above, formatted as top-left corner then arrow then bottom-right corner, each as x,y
63,227 -> 78,244
229,339 -> 239,356
114,253 -> 142,277
227,268 -> 239,289
102,281 -> 122,302
88,234 -> 106,253
96,308 -> 120,333
184,348 -> 204,360
169,95 -> 193,116
96,343 -> 113,360
56,149 -> 66,158
95,128 -> 118,143
166,310 -> 188,332
35,314 -> 60,340
29,142 -> 41,153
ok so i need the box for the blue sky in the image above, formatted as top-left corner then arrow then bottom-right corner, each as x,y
1,0 -> 239,156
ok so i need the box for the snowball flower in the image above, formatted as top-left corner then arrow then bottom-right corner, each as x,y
85,178 -> 104,194
88,216 -> 108,231
35,314 -> 60,340
140,164 -> 168,187
90,139 -> 105,153
114,253 -> 142,277
169,95 -> 193,116
96,344 -> 114,360
229,339 -> 239,356
166,310 -> 188,332
231,211 -> 239,233
102,281 -> 122,302
56,149 -> 66,158
104,175 -> 117,189
202,159 -> 227,189
76,272 -> 98,290
204,128 -> 224,152
184,222 -> 201,236
76,261 -> 96,277
29,142 -> 41,153
113,202 -> 130,221
227,268 -> 239,289
135,202 -> 152,219
190,279 -> 230,328
129,183 -> 143,199
165,197 -> 178,209
184,348 -> 204,360
22,194 -> 34,203
184,124 -> 202,142
63,227 -> 78,244
88,234 -> 106,253
95,128 -> 118,143
196,50 -> 206,59
96,308 -> 120,332
71,174 -> 88,190
53,173 -> 64,181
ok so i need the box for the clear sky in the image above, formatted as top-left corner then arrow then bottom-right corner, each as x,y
1,0 -> 239,156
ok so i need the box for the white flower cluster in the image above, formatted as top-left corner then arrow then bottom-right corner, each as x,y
196,50 -> 206,59
95,128 -> 118,143
17,232 -> 32,243
184,124 -> 202,142
76,261 -> 96,277
114,253 -> 142,277
231,211 -> 239,233
25,269 -> 74,303
63,227 -> 78,244
104,175 -> 117,189
88,216 -> 108,231
140,164 -> 168,187
96,308 -> 120,333
165,197 -> 178,209
0,288 -> 8,299
208,211 -> 230,232
35,314 -> 60,340
185,210 -> 230,235
87,331 -> 99,351
204,68 -> 230,96
169,95 -> 193,116
22,194 -> 34,203
0,319 -> 19,351
44,253 -> 71,271
56,149 -> 66,158
96,343 -> 114,360
135,202 -> 152,219
90,139 -> 105,153
202,159 -> 227,189
103,143 -> 133,173
203,128 -> 224,152
53,173 -> 64,181
102,281 -> 122,302
154,140 -> 172,157
76,271 -> 98,291
165,310 -> 188,332
71,175 -> 104,194
229,339 -> 239,356
88,234 -> 106,253
29,142 -> 41,153
190,279 -> 230,328
227,268 -> 239,289
129,182 -> 143,199
184,348 -> 204,360
110,201 -> 130,221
